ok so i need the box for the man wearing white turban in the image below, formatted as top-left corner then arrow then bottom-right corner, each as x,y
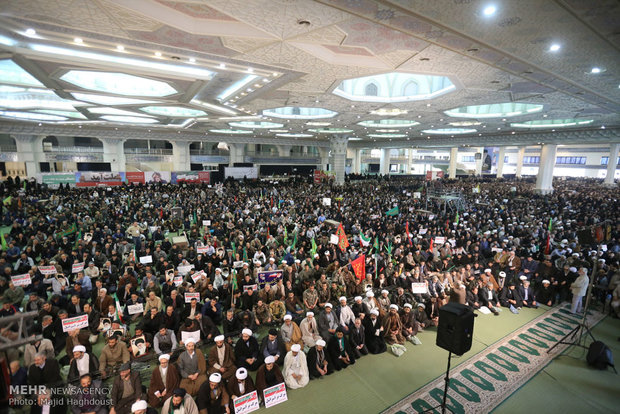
283,344 -> 309,389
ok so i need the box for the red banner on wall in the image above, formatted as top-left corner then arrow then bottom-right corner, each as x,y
126,172 -> 145,184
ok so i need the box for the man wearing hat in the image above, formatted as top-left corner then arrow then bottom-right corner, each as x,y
536,280 -> 555,307
208,335 -> 236,381
197,372 -> 230,414
110,362 -> 142,414
227,367 -> 256,406
130,400 -> 147,414
363,309 -> 386,354
317,303 -> 339,340
327,327 -> 356,370
280,314 -> 303,352
255,355 -> 285,399
147,354 -> 180,408
234,329 -> 261,371
307,339 -> 332,378
260,328 -> 286,366
177,339 -> 207,396
383,304 -> 406,346
283,343 -> 309,389
161,388 -> 199,414
414,303 -> 437,330
399,304 -> 421,345
68,345 -> 99,384
300,311 -> 322,347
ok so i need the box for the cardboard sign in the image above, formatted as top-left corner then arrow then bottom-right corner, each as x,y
418,228 -> 428,235
127,303 -> 144,315
202,220 -> 211,227
330,234 -> 339,245
184,292 -> 200,303
72,262 -> 85,273
11,274 -> 31,287
165,269 -> 175,281
243,284 -> 258,293
322,198 -> 331,206
181,330 -> 201,345
178,264 -> 194,275
173,276 -> 183,286
233,391 -> 260,414
39,265 -> 57,275
197,245 -> 209,254
233,261 -> 244,269
62,314 -> 89,333
411,282 -> 427,294
263,382 -> 288,408
191,270 -> 205,283
139,255 -> 153,264
434,236 -> 445,245
413,192 -> 421,199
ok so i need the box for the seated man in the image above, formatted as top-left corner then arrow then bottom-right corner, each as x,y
466,286 -> 481,310
327,327 -> 355,370
318,303 -> 339,340
99,334 -> 130,378
197,373 -> 230,414
153,325 -> 178,356
479,282 -> 501,315
269,298 -> 286,323
307,339 -> 332,379
161,389 -> 199,414
383,304 -> 406,346
260,329 -> 286,366
399,303 -> 421,345
234,329 -> 261,371
68,345 -> 99,384
177,339 -> 207,396
280,314 -> 303,352
255,356 -> 284,398
207,335 -> 236,382
110,363 -> 142,414
536,280 -> 555,307
283,344 -> 309,389
147,354 -> 180,409
300,312 -> 322,347
348,318 -> 368,358
500,282 -> 522,311
518,280 -> 538,308
413,303 -> 437,330
70,374 -> 107,414
363,309 -> 386,354
227,367 -> 256,402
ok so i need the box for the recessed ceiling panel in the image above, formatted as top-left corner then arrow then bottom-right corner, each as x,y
140,106 -> 206,117
60,71 -> 178,97
445,103 -> 543,118
0,60 -> 44,87
263,107 -> 337,119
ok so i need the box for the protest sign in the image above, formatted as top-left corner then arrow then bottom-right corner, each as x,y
62,314 -> 89,333
258,270 -> 282,289
184,292 -> 200,303
243,284 -> 258,292
181,330 -> 201,345
39,265 -> 57,275
139,255 -> 153,264
72,262 -> 85,273
11,274 -> 31,287
411,283 -> 427,294
127,303 -> 144,315
263,383 -> 287,408
233,391 -> 260,414
173,276 -> 183,286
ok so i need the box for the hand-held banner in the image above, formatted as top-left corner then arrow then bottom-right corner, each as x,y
263,383 -> 287,408
62,314 -> 89,332
233,391 -> 260,414
257,270 -> 282,289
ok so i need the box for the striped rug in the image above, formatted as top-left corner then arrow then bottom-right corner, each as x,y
383,305 -> 606,414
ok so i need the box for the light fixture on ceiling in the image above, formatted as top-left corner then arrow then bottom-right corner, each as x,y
219,63 -> 226,69
247,67 -> 254,73
272,72 -> 279,77
25,28 -> 37,37
116,45 -> 125,52
154,52 -> 162,57
189,58 -> 196,63
590,67 -> 602,74
483,5 -> 497,16
74,37 -> 83,44
549,44 -> 561,52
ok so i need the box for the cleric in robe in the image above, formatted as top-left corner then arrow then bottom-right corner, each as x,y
283,344 -> 309,389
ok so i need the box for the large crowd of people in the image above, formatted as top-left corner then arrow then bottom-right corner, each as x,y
0,174 -> 618,414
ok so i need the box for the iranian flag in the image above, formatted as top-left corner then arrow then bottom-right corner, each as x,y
545,218 -> 553,254
113,293 -> 124,323
359,232 -> 371,247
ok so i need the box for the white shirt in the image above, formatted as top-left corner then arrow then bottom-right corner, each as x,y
76,354 -> 90,377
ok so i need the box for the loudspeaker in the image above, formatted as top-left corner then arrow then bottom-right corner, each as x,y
436,303 -> 474,356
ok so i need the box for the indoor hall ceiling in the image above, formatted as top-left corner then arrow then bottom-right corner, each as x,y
0,0 -> 618,147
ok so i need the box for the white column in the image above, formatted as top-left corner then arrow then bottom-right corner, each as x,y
406,148 -> 413,174
318,147 -> 329,171
14,135 -> 45,177
379,148 -> 390,175
535,144 -> 557,194
474,147 -> 484,176
515,146 -> 526,178
277,145 -> 291,158
496,147 -> 506,178
448,147 -> 458,179
604,143 -> 619,185
171,140 -> 190,171
101,138 -> 126,172
330,136 -> 348,185
352,149 -> 361,174
228,143 -> 245,166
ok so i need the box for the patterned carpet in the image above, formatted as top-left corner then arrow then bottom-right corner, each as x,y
383,305 -> 606,414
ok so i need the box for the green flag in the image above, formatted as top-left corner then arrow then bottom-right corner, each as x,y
385,241 -> 393,256
372,238 -> 379,254
310,237 -> 317,258
385,206 -> 399,216
283,227 -> 288,244
2,196 -> 12,206
547,217 -> 553,231
74,230 -> 82,249
360,232 -> 371,247
231,241 -> 237,258
291,231 -> 297,250
243,247 -> 248,262
231,269 -> 238,291
0,233 -> 7,251
455,211 -> 459,225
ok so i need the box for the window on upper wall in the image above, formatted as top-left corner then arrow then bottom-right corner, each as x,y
364,82 -> 378,96
504,156 -> 509,163
556,156 -> 586,165
601,156 -> 620,165
523,156 -> 540,164
402,81 -> 418,96
460,155 -> 475,162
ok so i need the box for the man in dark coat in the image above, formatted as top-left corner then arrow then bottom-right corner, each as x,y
259,329 -> 287,366
348,317 -> 368,358
307,339 -> 333,379
254,356 -> 284,398
363,309 -> 386,354
234,328 -> 261,371
110,363 -> 142,414
327,327 -> 355,370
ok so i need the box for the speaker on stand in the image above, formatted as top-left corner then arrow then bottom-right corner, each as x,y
424,303 -> 475,414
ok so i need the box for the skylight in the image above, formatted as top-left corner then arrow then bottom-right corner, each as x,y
0,110 -> 67,121
0,88 -> 86,111
367,133 -> 407,138
88,107 -> 152,117
100,115 -> 158,124
511,119 -> 594,128
357,119 -> 420,128
262,107 -> 337,119
71,93 -> 158,105
228,121 -> 284,129
444,103 -> 543,118
276,133 -> 313,138
140,106 -> 206,117
307,128 -> 353,133
0,60 -> 44,87
369,108 -> 408,116
209,129 -> 253,134
34,109 -> 87,119
217,75 -> 259,101
60,71 -> 177,97
422,128 -> 477,134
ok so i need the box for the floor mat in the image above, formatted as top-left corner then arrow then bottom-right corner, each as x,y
383,305 -> 606,414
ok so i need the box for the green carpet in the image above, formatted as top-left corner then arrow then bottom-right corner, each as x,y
264,306 -> 547,414
493,315 -> 620,414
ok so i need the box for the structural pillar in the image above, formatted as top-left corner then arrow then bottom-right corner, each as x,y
352,149 -> 362,174
101,138 -> 126,172
228,143 -> 245,167
277,145 -> 292,158
604,143 -> 619,185
535,144 -> 557,194
515,146 -> 526,178
329,136 -> 348,185
379,148 -> 390,175
171,140 -> 190,171
448,147 -> 458,179
406,148 -> 413,174
474,147 -> 484,176
14,135 -> 45,177
318,147 -> 329,171
496,147 -> 506,178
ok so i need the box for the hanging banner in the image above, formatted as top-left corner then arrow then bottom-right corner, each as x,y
425,171 -> 444,181
61,314 -> 89,332
125,172 -> 145,184
41,173 -> 76,185
171,171 -> 210,184
224,167 -> 258,180
76,172 -> 125,187
257,270 -> 282,289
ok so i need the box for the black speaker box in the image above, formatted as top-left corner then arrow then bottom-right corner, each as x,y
436,303 -> 475,356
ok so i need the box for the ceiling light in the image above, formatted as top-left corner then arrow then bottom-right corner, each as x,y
219,63 -> 226,69
549,44 -> 561,52
154,52 -> 162,57
247,67 -> 254,73
74,38 -> 83,44
116,45 -> 125,52
189,58 -> 196,63
262,78 -> 269,82
101,115 -> 158,124
483,5 -> 497,16
25,28 -> 37,37
590,67 -> 601,74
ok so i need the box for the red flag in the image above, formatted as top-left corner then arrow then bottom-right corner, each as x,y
160,208 -> 163,219
351,255 -> 366,280
429,238 -> 434,253
406,222 -> 412,247
336,224 -> 349,252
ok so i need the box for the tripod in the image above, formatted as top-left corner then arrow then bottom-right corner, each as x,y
547,243 -> 600,354
422,351 -> 454,414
